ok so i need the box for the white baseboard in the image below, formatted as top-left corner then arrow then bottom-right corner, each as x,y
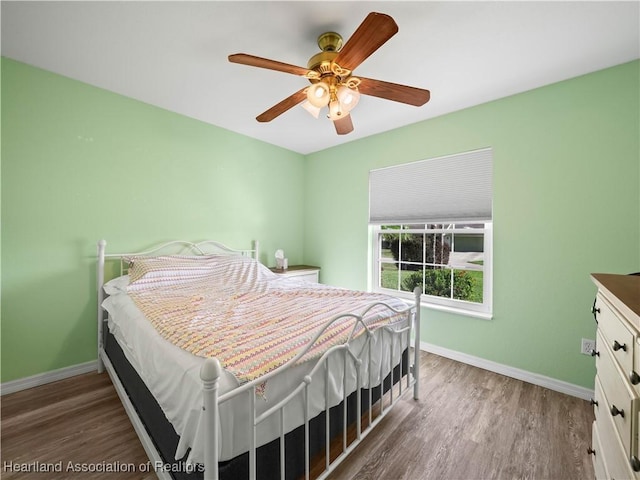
420,341 -> 594,401
1,360 -> 98,396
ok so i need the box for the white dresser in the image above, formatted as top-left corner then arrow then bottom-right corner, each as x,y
590,273 -> 640,479
269,265 -> 320,283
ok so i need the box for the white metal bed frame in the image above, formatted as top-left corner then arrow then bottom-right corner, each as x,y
97,239 -> 421,480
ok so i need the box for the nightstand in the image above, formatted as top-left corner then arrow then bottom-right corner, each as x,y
269,265 -> 320,283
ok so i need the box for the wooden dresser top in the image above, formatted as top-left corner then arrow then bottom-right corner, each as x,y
591,273 -> 640,323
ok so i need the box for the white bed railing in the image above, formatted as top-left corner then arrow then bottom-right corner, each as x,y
201,298 -> 420,480
97,239 -> 420,480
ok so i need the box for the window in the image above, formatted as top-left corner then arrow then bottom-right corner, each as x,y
369,148 -> 493,319
372,223 -> 492,317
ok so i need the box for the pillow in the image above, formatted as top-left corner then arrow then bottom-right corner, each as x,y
127,255 -> 205,283
126,254 -> 261,294
126,254 -> 243,285
103,275 -> 130,295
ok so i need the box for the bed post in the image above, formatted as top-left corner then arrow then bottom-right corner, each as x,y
253,240 -> 260,263
413,286 -> 421,400
201,358 -> 221,480
97,239 -> 107,374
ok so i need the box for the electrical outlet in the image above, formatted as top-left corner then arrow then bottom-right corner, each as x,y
581,338 -> 596,356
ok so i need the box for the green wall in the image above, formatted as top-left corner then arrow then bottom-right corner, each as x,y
304,60 -> 640,389
2,57 -> 638,390
1,58 -> 305,382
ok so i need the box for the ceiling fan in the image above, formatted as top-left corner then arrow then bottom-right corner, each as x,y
228,12 -> 431,135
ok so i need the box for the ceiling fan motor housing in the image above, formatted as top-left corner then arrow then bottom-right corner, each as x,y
307,50 -> 339,77
307,32 -> 346,79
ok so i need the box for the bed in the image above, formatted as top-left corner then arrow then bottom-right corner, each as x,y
96,239 -> 421,480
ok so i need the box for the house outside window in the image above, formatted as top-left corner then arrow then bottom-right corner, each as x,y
369,148 -> 493,319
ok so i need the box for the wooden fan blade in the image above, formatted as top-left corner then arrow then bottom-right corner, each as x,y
229,53 -> 311,77
358,77 -> 430,106
333,114 -> 354,135
333,12 -> 398,72
256,88 -> 307,122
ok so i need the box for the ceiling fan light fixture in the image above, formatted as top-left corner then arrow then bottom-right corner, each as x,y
328,98 -> 344,121
336,85 -> 360,112
306,82 -> 330,108
301,100 -> 321,118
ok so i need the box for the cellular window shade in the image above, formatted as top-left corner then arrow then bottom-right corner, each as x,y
369,148 -> 493,224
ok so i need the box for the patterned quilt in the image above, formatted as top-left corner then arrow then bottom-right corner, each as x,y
126,255 -> 408,386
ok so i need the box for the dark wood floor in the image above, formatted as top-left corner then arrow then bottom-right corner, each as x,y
328,353 -> 595,480
1,352 -> 595,480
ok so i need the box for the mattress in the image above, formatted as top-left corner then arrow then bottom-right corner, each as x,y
101,256 -> 410,465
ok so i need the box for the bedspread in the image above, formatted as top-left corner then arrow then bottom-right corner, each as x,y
127,255 -> 406,386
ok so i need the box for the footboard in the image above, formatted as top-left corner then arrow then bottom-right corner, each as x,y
200,288 -> 421,480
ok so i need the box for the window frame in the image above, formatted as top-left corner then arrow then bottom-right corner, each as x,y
371,222 -> 493,320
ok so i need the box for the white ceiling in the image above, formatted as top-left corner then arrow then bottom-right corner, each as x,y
2,1 -> 639,155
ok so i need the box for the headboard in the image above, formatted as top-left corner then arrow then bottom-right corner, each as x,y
98,239 -> 259,279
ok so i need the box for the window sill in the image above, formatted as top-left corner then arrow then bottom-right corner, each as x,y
418,301 -> 493,320
389,292 -> 493,320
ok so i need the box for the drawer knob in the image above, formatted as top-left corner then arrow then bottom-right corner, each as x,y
630,371 -> 640,385
613,340 -> 627,352
587,447 -> 596,456
631,456 -> 640,472
610,405 -> 625,418
590,349 -> 600,357
590,398 -> 599,407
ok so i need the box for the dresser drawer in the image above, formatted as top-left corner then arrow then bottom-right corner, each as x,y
292,271 -> 319,283
596,331 -> 638,456
596,400 -> 638,480
592,421 -> 609,480
593,376 -> 606,421
269,266 -> 320,284
636,410 -> 640,475
597,292 -> 635,375
634,338 -> 640,395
